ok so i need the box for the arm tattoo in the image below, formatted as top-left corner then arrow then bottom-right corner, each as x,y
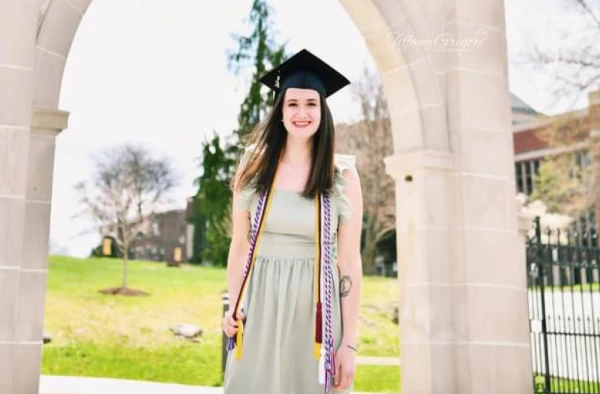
340,275 -> 353,298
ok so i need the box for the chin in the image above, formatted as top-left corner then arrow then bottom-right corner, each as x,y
288,128 -> 318,140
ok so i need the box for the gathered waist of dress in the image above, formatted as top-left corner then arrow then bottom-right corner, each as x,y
255,241 -> 338,260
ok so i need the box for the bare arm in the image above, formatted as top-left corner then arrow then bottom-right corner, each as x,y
227,176 -> 252,312
336,165 -> 364,349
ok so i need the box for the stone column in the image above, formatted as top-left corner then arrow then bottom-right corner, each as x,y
386,137 -> 533,394
17,108 -> 68,394
0,1 -> 38,393
385,150 -> 456,393
0,107 -> 68,394
433,0 -> 532,391
384,0 -> 533,391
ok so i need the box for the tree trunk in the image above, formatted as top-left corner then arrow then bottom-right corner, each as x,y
361,242 -> 377,275
362,222 -> 395,275
361,215 -> 379,274
122,234 -> 129,289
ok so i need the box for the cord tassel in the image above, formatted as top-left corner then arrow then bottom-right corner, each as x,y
315,302 -> 323,359
324,339 -> 335,393
329,339 -> 336,379
318,349 -> 325,384
226,336 -> 235,351
235,319 -> 244,359
324,369 -> 332,394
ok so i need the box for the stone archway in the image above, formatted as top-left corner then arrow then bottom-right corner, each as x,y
0,0 -> 532,393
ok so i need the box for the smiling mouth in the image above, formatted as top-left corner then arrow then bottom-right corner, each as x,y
293,121 -> 311,127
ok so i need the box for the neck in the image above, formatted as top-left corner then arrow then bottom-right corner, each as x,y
281,137 -> 312,166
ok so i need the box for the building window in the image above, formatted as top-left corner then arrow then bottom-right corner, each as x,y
515,163 -> 523,194
575,150 -> 591,170
524,161 -> 533,194
515,159 -> 541,196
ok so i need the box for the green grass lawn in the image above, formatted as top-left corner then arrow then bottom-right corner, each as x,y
42,256 -> 400,392
529,282 -> 600,292
534,374 -> 600,393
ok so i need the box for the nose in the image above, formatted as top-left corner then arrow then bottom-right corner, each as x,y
296,106 -> 310,119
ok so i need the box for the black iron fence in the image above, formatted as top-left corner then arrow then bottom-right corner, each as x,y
527,217 -> 600,393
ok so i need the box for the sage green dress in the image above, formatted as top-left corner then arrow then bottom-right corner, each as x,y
223,154 -> 356,394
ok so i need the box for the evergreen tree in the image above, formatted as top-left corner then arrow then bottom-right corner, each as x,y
194,133 -> 239,265
192,0 -> 287,266
227,0 -> 287,138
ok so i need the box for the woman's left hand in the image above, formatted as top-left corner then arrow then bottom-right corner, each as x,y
333,344 -> 356,391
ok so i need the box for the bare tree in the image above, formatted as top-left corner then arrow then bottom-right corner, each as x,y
336,66 -> 395,274
522,0 -> 600,110
74,144 -> 179,295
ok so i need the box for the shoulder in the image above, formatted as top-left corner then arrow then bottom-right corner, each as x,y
234,145 -> 261,212
236,144 -> 262,185
334,153 -> 356,174
238,144 -> 259,169
332,153 -> 362,224
334,153 -> 360,191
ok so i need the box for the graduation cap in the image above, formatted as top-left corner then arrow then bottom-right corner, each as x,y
259,49 -> 351,101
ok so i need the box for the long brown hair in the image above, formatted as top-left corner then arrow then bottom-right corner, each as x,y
233,90 -> 336,199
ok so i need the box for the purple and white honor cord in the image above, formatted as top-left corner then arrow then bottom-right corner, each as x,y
226,190 -> 268,352
323,194 -> 335,393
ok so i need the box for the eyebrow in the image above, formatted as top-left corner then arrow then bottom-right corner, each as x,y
286,98 -> 319,102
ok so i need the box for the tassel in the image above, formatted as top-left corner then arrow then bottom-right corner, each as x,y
315,302 -> 323,359
226,336 -> 236,351
318,348 -> 325,385
235,319 -> 244,360
329,338 -> 336,377
314,342 -> 322,361
316,303 -> 323,342
324,370 -> 332,394
322,342 -> 335,393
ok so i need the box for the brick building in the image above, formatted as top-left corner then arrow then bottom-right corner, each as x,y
128,209 -> 191,264
513,87 -> 600,233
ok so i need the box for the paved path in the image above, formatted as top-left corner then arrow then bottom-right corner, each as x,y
39,375 -> 395,394
40,376 -> 222,394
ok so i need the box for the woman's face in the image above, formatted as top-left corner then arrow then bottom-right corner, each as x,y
281,88 -> 321,140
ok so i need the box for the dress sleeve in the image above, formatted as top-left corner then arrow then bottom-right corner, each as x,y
236,148 -> 256,212
333,154 -> 357,225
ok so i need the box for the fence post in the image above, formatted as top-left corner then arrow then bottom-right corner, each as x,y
533,217 -> 552,393
519,213 -> 538,392
222,292 -> 229,378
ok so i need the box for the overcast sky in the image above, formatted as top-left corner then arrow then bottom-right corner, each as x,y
50,0 -> 592,257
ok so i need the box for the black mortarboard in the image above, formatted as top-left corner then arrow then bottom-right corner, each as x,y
259,49 -> 351,101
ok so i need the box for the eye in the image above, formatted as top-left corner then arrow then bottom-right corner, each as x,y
287,102 -> 297,107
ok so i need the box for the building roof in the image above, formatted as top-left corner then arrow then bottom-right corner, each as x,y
510,93 -> 538,114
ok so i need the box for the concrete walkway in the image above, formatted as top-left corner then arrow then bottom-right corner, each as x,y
39,376 -> 394,394
40,376 -> 222,394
